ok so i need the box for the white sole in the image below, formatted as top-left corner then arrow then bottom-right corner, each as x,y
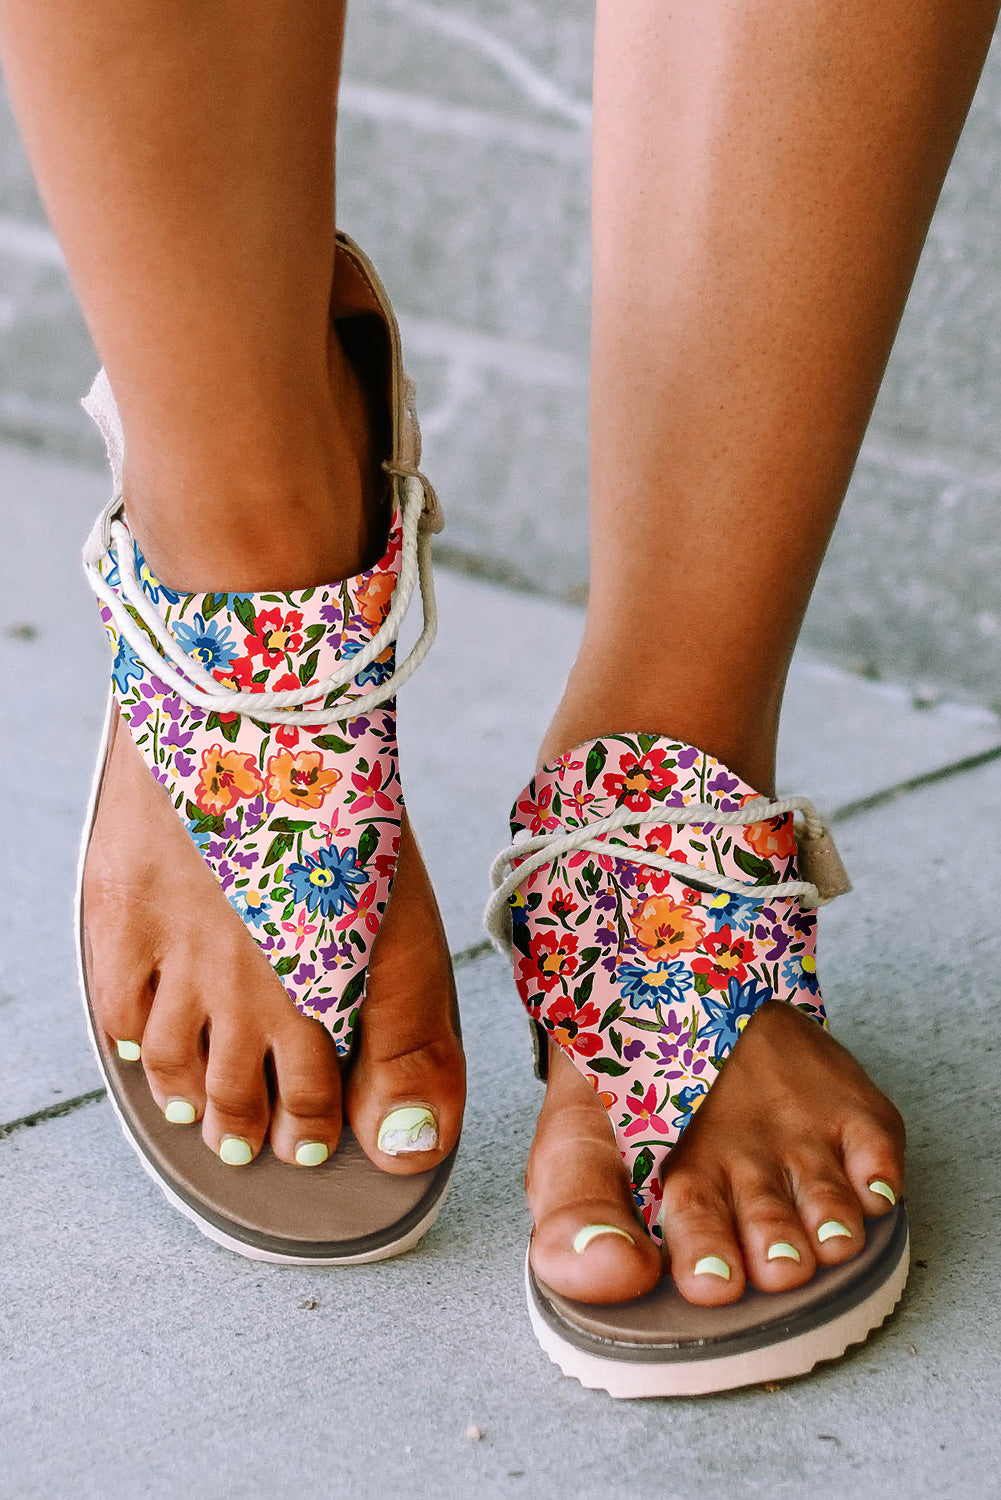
525,1237 -> 910,1398
75,694 -> 449,1266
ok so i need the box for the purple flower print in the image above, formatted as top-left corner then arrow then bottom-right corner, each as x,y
347,715 -> 371,741
319,943 -> 342,969
294,963 -> 316,986
215,860 -> 237,891
174,752 -> 193,776
161,721 -> 192,750
623,1038 -> 645,1061
594,888 -> 618,914
676,745 -> 699,770
707,770 -> 740,798
206,840 -> 228,861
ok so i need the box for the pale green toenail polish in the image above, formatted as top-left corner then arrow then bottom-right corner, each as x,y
693,1255 -> 731,1280
868,1179 -> 896,1205
219,1136 -> 253,1166
116,1039 -> 141,1062
295,1141 -> 329,1168
572,1224 -> 635,1255
164,1098 -> 196,1125
818,1219 -> 852,1242
377,1106 -> 438,1156
767,1241 -> 801,1263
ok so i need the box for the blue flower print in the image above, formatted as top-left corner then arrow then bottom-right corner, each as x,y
705,889 -> 760,931
229,889 -> 271,928
288,846 -> 367,918
672,1082 -> 709,1132
341,638 -> 395,687
697,975 -> 773,1058
782,954 -> 820,995
134,543 -> 181,606
617,960 -> 692,1009
112,636 -> 144,693
173,613 -> 238,671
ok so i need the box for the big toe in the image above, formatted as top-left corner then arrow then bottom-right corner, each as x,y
345,818 -> 464,1173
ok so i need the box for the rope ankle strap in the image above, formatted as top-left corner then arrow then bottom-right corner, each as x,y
82,471 -> 438,727
485,793 -> 848,957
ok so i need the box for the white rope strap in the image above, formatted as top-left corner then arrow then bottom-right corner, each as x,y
485,793 -> 836,957
82,472 -> 438,727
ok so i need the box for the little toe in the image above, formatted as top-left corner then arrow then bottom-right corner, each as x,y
730,1171 -> 816,1291
138,982 -> 208,1125
202,1020 -> 271,1164
660,1166 -> 746,1305
268,1019 -> 343,1167
789,1155 -> 865,1264
841,1113 -> 906,1217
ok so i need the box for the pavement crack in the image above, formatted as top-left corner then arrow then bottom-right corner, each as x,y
829,740 -> 1001,825
0,1086 -> 106,1142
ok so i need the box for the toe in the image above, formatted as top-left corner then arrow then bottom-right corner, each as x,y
788,1152 -> 866,1264
268,1017 -> 343,1166
729,1167 -> 816,1291
139,982 -> 208,1125
841,1109 -> 906,1217
84,910 -> 158,1060
527,1049 -> 662,1304
345,817 -> 464,1174
202,1019 -> 270,1163
660,1163 -> 746,1305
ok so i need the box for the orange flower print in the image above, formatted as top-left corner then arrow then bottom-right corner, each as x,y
355,572 -> 394,628
265,749 -> 341,810
744,815 -> 796,862
630,894 -> 706,959
195,744 -> 264,815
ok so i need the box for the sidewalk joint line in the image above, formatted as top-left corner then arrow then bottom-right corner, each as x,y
828,741 -> 1001,825
0,1087 -> 106,1142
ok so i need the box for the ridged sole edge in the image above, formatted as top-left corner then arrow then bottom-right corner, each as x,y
525,1238 -> 909,1398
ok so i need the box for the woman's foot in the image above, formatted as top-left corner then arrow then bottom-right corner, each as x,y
527,1001 -> 904,1305
81,331 -> 464,1180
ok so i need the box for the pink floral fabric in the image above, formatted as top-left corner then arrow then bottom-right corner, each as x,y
508,733 -> 825,1238
95,514 -> 405,1056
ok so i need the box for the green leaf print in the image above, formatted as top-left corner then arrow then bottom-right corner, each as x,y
631,1146 -> 655,1188
599,997 -> 624,1031
218,715 -> 240,744
609,1026 -> 623,1057
201,592 -> 226,621
357,824 -> 380,867
262,832 -> 295,868
299,649 -> 320,686
274,955 -> 299,977
313,734 -> 352,754
337,971 -> 366,1012
585,741 -> 607,789
234,596 -> 257,633
733,845 -> 777,884
589,1057 -> 630,1077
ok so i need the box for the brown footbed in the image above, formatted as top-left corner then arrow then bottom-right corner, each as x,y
78,234 -> 456,1260
531,1204 -> 908,1362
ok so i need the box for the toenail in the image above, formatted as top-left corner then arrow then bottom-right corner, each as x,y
572,1224 -> 635,1255
164,1098 -> 196,1125
767,1241 -> 801,1263
377,1106 -> 438,1156
817,1219 -> 852,1242
219,1136 -> 253,1166
693,1255 -> 731,1280
115,1039 -> 141,1062
295,1141 -> 329,1168
868,1179 -> 896,1205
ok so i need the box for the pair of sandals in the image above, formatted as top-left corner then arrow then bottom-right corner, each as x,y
76,233 -> 909,1398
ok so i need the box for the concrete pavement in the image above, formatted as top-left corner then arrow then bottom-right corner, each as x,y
2,440 -> 1001,1496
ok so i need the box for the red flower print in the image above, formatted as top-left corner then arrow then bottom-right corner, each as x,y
546,993 -> 601,1055
690,924 -> 755,989
548,885 -> 578,921
244,608 -> 304,668
350,760 -> 396,814
215,654 -> 260,692
563,779 -> 596,821
602,749 -> 678,811
525,930 -> 579,992
623,1084 -> 671,1139
519,784 -> 560,834
744,814 -> 797,862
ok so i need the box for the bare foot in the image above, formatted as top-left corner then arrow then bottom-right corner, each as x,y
527,1001 -> 904,1305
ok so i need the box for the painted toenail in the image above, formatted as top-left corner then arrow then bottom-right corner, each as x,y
572,1224 -> 635,1255
295,1141 -> 329,1167
693,1255 -> 731,1280
868,1179 -> 896,1205
219,1136 -> 253,1166
818,1219 -> 852,1242
377,1106 -> 438,1156
115,1039 -> 141,1062
767,1241 -> 801,1262
164,1098 -> 196,1125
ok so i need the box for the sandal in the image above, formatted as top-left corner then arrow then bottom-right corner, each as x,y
487,732 -> 909,1395
76,232 -> 457,1263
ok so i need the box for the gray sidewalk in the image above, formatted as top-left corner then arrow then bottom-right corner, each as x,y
2,439 -> 1001,1498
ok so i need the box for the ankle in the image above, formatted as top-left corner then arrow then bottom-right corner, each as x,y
117,338 -> 381,594
540,648 -> 781,795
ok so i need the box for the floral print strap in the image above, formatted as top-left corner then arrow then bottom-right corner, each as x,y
501,734 -> 828,1239
82,365 -> 426,1057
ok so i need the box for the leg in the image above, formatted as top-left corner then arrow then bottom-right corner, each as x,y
0,0 -> 462,1170
528,0 -> 998,1303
